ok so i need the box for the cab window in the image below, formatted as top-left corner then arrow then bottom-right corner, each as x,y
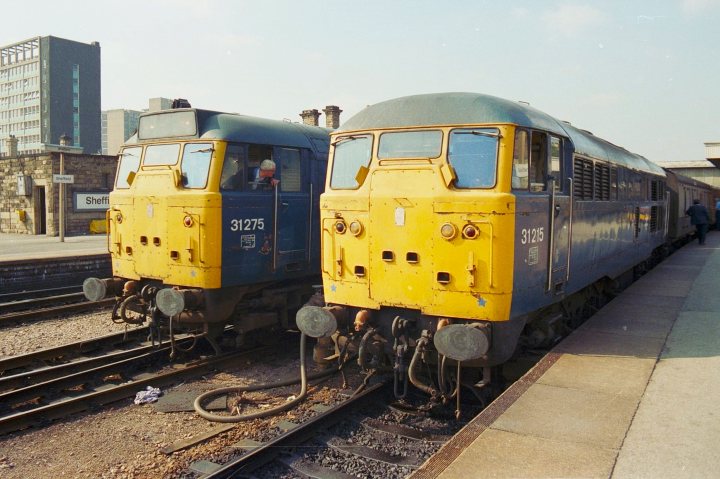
330,134 -> 372,189
144,143 -> 180,166
550,136 -> 562,191
378,130 -> 441,159
530,131 -> 548,192
278,148 -> 302,192
247,144 -> 274,191
116,146 -> 142,189
181,143 -> 213,188
448,128 -> 498,188
220,144 -> 246,191
512,130 -> 529,190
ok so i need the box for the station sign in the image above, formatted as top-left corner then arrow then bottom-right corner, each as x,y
53,174 -> 75,184
73,191 -> 110,212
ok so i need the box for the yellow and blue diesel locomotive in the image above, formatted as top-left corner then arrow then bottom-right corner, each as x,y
296,92 -> 674,402
84,105 -> 330,350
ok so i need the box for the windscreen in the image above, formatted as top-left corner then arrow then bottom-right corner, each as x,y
115,146 -> 142,189
448,128 -> 499,188
378,130 -> 442,159
330,135 -> 372,189
181,143 -> 213,188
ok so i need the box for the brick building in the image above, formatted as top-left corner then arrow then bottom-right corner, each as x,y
0,136 -> 116,235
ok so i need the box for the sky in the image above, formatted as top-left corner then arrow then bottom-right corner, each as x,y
2,0 -> 719,163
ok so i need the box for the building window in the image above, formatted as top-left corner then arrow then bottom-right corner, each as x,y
72,64 -> 80,146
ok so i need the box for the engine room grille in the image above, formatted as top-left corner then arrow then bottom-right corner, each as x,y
573,157 -> 594,200
594,164 -> 610,200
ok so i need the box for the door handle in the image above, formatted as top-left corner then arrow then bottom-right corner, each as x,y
554,204 -> 561,217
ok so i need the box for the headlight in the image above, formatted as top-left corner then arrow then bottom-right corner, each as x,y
349,220 -> 363,236
440,223 -> 457,240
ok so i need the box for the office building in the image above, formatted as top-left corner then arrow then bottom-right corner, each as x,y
0,36 -> 101,156
101,97 -> 173,155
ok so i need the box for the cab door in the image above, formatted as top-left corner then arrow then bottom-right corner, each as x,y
547,136 -> 570,294
274,147 -> 309,272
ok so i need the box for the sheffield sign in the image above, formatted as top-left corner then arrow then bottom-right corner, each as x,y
73,192 -> 110,212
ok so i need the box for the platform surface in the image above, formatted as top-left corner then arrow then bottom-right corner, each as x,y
413,231 -> 720,479
0,233 -> 107,262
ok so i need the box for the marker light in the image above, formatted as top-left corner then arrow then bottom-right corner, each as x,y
115,213 -> 123,224
335,221 -> 347,234
183,215 -> 194,227
462,224 -> 479,239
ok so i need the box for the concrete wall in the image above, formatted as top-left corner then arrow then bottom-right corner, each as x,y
0,152 -> 117,235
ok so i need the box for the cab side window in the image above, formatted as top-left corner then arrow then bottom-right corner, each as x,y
247,144 -> 274,190
220,144 -> 245,191
550,136 -> 562,192
530,131 -> 548,192
277,148 -> 302,192
512,130 -> 529,190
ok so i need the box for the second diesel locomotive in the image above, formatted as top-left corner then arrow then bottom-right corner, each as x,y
84,105 -> 330,351
296,92 -> 717,405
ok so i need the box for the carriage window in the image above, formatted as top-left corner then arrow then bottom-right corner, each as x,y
378,130 -> 442,159
278,148 -> 302,192
181,142 -> 213,188
512,130 -> 529,190
116,146 -> 141,189
530,132 -> 548,192
144,143 -> 180,166
330,134 -> 372,189
220,144 -> 246,191
448,128 -> 498,188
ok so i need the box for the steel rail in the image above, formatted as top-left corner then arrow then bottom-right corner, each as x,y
0,346 -> 265,436
0,327 -> 149,375
0,297 -> 115,324
0,285 -> 83,303
206,381 -> 389,479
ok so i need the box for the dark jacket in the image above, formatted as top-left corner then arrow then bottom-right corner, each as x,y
686,204 -> 710,225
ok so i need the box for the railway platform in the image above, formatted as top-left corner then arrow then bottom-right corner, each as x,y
0,232 -> 107,262
0,233 -> 110,294
413,231 -> 720,479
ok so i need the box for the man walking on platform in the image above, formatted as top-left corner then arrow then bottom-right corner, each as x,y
686,199 -> 710,245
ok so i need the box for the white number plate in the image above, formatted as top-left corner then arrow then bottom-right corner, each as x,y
520,227 -> 544,245
230,218 -> 265,232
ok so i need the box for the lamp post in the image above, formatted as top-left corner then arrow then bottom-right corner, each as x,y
59,134 -> 71,242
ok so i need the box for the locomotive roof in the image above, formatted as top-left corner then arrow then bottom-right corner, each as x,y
126,109 -> 331,151
340,92 -> 664,176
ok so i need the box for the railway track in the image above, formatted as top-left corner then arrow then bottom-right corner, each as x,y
0,290 -> 114,324
178,380 -> 479,479
0,328 -> 286,436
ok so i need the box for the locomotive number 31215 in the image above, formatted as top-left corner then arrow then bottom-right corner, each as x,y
520,227 -> 544,245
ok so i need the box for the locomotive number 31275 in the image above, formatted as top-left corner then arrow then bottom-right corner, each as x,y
230,218 -> 265,232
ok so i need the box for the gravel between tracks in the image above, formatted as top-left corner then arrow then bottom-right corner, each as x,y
0,310 -> 349,478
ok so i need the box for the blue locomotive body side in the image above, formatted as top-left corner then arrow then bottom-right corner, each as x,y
219,129 -> 329,288
510,121 -> 667,319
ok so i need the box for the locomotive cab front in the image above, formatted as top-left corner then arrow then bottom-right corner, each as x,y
85,108 -> 329,352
